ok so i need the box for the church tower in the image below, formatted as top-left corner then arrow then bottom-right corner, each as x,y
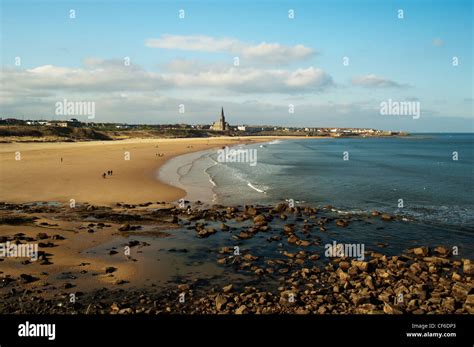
211,107 -> 229,131
220,107 -> 226,130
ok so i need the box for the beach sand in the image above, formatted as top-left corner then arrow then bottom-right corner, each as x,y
0,137 -> 472,315
0,136 -> 277,205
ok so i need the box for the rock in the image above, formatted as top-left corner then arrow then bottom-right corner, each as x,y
452,272 -> 462,281
64,283 -> 74,289
336,219 -> 349,227
128,240 -> 140,247
36,233 -> 49,240
380,214 -> 393,221
118,308 -> 133,314
283,251 -> 296,258
371,211 -> 381,216
283,224 -> 295,234
220,224 -> 229,231
274,203 -> 287,213
238,231 -> 252,240
219,247 -> 233,254
364,275 -> 375,290
20,274 -> 38,283
253,215 -> 266,224
206,228 -> 217,235
299,240 -> 311,247
412,247 -> 429,257
197,229 -> 209,238
197,228 -> 217,238
354,304 -> 380,314
243,254 -> 258,261
246,207 -> 257,216
441,297 -> 456,312
463,259 -> 474,275
339,261 -> 350,270
452,282 -> 471,300
350,292 -> 370,306
287,235 -> 299,244
215,294 -> 227,311
109,250 -> 118,255
465,294 -> 474,307
105,267 -> 117,274
352,260 -> 369,272
40,259 -> 52,265
295,308 -> 310,314
434,246 -> 450,256
38,242 -> 55,248
222,284 -> 233,293
338,270 -> 350,282
423,256 -> 450,264
235,305 -> 247,314
383,303 -> 403,314
178,284 -> 190,292
464,295 -> 474,314
118,224 -> 130,231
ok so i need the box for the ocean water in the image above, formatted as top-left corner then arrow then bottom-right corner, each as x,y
159,134 -> 474,230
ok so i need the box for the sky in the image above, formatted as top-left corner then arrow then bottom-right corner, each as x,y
0,0 -> 473,132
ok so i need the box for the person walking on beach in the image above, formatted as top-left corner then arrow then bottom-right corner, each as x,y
102,173 -> 106,179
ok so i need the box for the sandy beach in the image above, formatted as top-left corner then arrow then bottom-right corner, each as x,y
0,137 -> 472,315
0,136 -> 280,205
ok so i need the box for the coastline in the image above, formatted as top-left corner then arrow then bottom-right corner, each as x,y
0,136 -> 298,206
0,135 -> 472,315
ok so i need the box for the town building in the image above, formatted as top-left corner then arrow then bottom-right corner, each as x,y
210,107 -> 229,131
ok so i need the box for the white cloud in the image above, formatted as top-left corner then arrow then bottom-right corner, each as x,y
352,74 -> 405,88
145,34 -> 315,64
1,60 -> 333,96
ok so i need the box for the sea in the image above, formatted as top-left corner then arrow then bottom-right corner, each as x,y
158,134 -> 474,257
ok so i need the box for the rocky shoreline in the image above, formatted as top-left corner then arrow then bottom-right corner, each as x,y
0,201 -> 472,314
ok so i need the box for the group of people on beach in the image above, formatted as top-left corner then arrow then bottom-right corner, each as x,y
102,170 -> 113,179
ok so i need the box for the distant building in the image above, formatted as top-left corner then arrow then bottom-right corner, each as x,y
210,107 -> 229,131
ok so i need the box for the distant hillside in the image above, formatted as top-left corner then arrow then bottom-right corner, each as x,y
0,126 -> 112,142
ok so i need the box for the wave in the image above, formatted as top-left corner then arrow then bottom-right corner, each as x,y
247,182 -> 267,193
268,139 -> 283,145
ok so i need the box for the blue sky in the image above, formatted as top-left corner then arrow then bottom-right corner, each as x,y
1,0 -> 472,131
